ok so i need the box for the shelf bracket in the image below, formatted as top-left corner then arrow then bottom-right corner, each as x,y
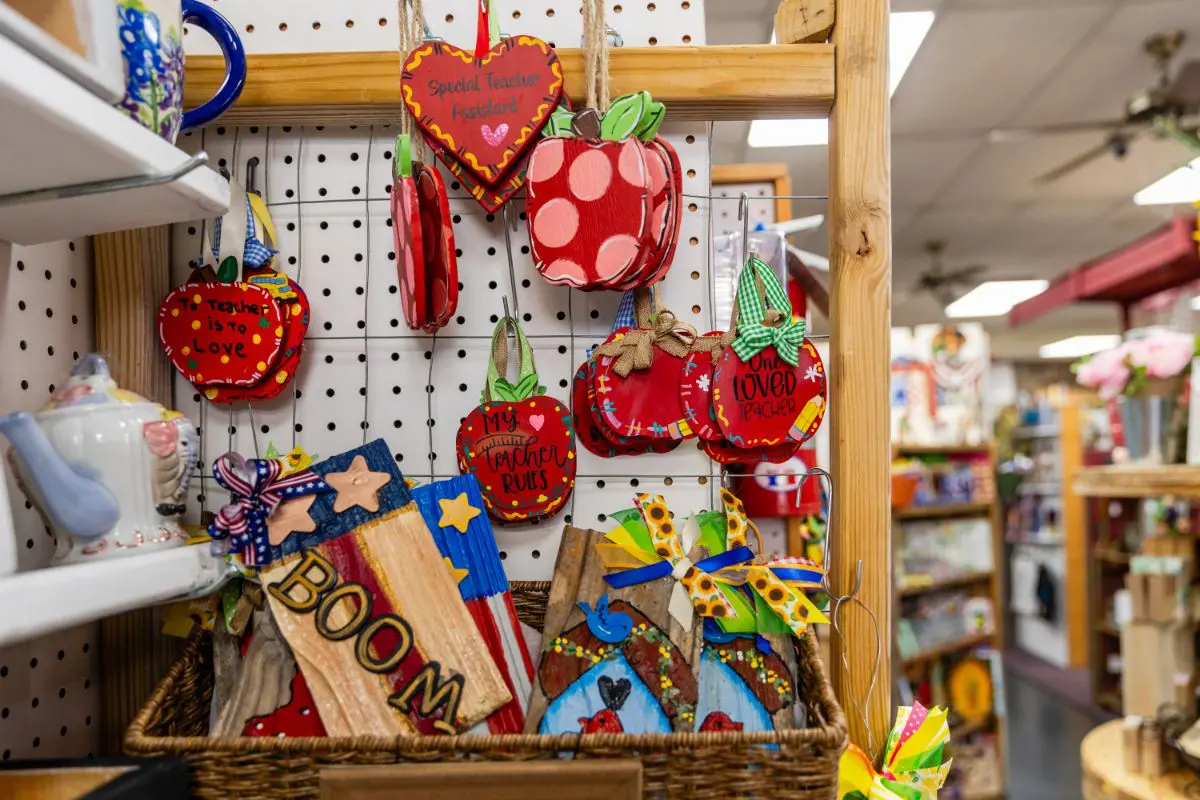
0,151 -> 211,207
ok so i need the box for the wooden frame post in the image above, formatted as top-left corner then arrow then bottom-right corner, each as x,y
828,0 -> 893,751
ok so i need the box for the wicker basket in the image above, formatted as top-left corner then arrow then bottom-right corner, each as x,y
126,581 -> 848,799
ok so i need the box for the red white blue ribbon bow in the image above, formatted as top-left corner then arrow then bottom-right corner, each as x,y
209,452 -> 330,566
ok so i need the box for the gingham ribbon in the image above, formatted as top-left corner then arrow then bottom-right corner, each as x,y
730,255 -> 806,367
212,195 -> 277,271
208,452 -> 329,566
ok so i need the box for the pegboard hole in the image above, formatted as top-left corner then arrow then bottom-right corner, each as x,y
245,23 -> 254,33
690,271 -> 700,280
648,1 -> 657,8
597,513 -> 607,522
681,0 -> 690,7
689,236 -> 700,246
513,10 -> 521,18
687,169 -> 697,178
279,22 -> 287,31
682,35 -> 692,43
532,549 -> 541,559
445,14 -> 453,22
499,551 -> 507,560
346,19 -> 355,28
698,476 -> 708,485
688,202 -> 698,212
664,477 -> 674,486
614,4 -> 623,11
312,21 -> 321,30
596,479 -> 606,488
649,37 -> 658,45
692,304 -> 701,314
546,8 -> 555,16
379,17 -> 387,26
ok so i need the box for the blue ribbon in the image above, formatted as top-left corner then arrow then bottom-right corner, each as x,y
603,545 -> 756,589
770,566 -> 826,585
703,618 -> 771,653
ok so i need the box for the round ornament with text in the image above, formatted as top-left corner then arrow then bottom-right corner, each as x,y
593,325 -> 694,441
158,282 -> 285,387
456,318 -> 576,523
712,341 -> 827,447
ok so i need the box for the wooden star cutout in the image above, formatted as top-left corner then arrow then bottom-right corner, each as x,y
266,494 -> 318,546
438,492 -> 481,533
325,455 -> 391,513
443,557 -> 469,586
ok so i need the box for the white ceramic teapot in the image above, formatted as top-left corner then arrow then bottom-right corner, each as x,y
0,354 -> 198,565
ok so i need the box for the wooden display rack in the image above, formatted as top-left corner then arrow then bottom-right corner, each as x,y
95,0 -> 894,756
1075,464 -> 1200,714
893,443 -> 1007,798
1082,721 -> 1194,800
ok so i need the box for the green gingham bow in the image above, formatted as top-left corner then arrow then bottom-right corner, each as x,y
730,255 -> 807,366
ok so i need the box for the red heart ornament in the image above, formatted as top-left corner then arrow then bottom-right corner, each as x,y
202,275 -> 310,404
401,37 -> 564,188
712,340 -> 828,448
158,283 -> 285,387
457,396 -> 576,523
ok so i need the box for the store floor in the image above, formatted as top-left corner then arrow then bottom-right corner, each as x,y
1004,665 -> 1101,799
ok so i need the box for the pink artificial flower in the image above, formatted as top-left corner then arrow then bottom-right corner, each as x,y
1126,331 -> 1195,380
1076,343 -> 1131,399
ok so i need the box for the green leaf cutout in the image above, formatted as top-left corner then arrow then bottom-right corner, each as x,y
544,104 -> 576,138
636,101 -> 667,141
216,256 -> 239,283
513,372 -> 541,400
600,92 -> 648,141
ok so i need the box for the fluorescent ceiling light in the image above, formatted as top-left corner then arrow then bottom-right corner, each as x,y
1038,334 -> 1121,360
944,280 -> 1048,318
1191,295 -> 1200,310
748,11 -> 935,149
1134,157 -> 1200,205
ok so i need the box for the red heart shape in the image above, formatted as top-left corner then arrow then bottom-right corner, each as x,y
202,275 -> 310,404
158,283 -> 285,387
456,396 -> 576,523
712,341 -> 828,447
402,37 -> 564,188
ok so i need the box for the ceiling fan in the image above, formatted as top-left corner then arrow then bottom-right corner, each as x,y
904,241 -> 987,305
989,31 -> 1200,184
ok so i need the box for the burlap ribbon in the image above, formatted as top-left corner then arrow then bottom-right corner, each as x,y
595,309 -> 697,377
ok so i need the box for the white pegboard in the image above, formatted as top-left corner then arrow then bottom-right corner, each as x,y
172,0 -> 715,580
182,0 -> 706,53
0,240 -> 101,760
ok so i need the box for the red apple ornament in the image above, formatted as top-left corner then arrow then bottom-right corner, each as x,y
457,317 -> 576,523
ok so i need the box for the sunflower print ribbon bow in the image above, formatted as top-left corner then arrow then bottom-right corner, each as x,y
598,494 -> 755,630
719,489 -> 830,636
838,702 -> 952,800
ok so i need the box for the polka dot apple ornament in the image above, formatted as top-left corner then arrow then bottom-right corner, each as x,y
527,94 -> 682,291
456,316 -> 576,524
712,255 -> 828,450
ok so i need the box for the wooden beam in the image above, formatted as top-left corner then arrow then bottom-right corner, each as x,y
184,45 -> 834,126
775,0 -> 837,43
92,226 -> 181,754
827,0 -> 892,753
1060,404 -> 1090,669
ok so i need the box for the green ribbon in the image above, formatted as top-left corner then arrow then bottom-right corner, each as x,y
730,255 -> 807,367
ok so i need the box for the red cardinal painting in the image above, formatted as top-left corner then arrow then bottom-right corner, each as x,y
579,675 -> 631,733
699,711 -> 744,732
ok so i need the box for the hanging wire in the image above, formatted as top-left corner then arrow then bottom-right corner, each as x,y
797,467 -> 883,762
360,126 -> 375,445
290,126 -> 306,450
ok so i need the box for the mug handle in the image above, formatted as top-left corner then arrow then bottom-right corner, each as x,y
180,0 -> 247,131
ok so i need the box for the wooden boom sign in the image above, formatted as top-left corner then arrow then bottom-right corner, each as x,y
267,549 -> 465,734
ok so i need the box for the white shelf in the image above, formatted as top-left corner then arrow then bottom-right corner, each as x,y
0,545 -> 231,648
0,32 -> 229,245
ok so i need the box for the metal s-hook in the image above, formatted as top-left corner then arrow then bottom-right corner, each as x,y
500,205 -> 521,319
501,295 -> 517,334
737,191 -> 750,266
245,156 -> 260,195
795,465 -> 862,601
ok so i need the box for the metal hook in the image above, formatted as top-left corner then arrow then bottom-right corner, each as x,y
738,191 -> 751,266
501,295 -> 517,334
245,156 -> 260,195
500,206 -> 521,318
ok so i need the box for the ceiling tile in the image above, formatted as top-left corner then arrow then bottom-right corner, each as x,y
1009,0 -> 1200,129
891,4 -> 1111,135
893,137 -> 982,205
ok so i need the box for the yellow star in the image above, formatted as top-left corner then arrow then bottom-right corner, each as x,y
324,455 -> 391,513
265,494 -> 317,545
438,492 -> 481,533
443,557 -> 469,585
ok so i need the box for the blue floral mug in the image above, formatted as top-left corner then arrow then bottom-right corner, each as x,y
117,0 -> 246,142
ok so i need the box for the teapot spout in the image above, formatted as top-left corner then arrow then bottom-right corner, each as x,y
0,412 -> 119,541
